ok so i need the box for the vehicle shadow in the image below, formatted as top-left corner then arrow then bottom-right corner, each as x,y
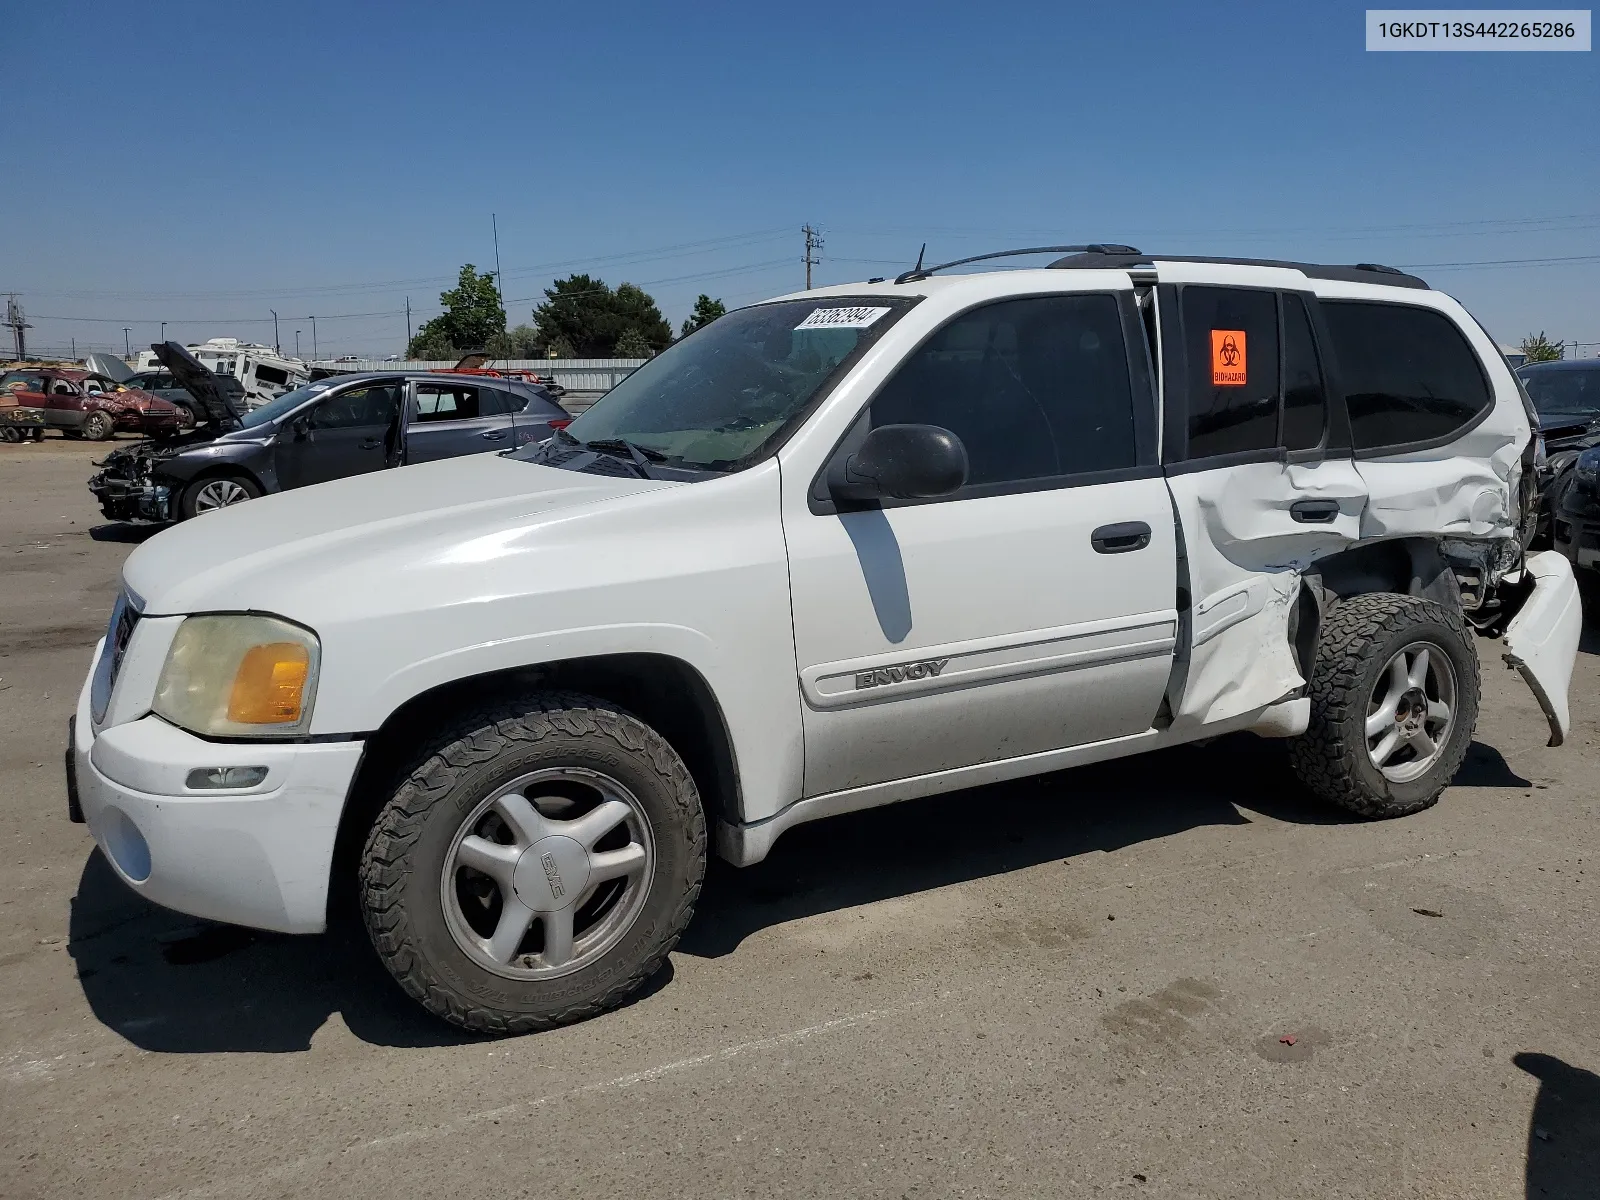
1514,1053 -> 1600,1199
67,849 -> 672,1053
683,733 -> 1332,959
87,522 -> 163,544
680,733 -> 1528,959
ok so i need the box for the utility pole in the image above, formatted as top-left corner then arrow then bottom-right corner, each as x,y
160,321 -> 166,343
802,224 -> 824,289
123,328 -> 131,357
491,213 -> 505,324
295,330 -> 301,359
4,295 -> 32,359
405,296 -> 412,349
270,309 -> 280,354
310,316 -> 317,361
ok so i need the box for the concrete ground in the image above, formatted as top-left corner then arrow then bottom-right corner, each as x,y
1,436 -> 1596,1200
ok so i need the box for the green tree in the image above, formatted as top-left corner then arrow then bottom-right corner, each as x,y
407,264 -> 506,357
1519,332 -> 1565,363
485,323 -> 542,359
532,275 -> 672,358
680,294 -> 727,338
406,323 -> 458,361
614,327 -> 653,358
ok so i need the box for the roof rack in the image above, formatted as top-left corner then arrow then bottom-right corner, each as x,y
1046,250 -> 1429,289
894,244 -> 1141,284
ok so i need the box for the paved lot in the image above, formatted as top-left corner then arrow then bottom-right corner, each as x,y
2,437 -> 1597,1199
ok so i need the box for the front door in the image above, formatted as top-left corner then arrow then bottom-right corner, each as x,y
276,382 -> 402,490
783,291 -> 1179,798
406,381 -> 513,462
1157,278 -> 1369,730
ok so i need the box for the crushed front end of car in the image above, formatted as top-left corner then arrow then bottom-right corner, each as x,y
88,440 -> 182,521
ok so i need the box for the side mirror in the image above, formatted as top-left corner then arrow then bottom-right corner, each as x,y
830,423 -> 968,502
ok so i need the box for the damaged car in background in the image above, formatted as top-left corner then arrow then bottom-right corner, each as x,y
88,341 -> 571,521
1518,358 -> 1600,543
0,364 -> 184,440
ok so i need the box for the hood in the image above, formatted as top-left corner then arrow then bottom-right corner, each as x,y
83,352 -> 134,383
151,341 -> 246,425
122,454 -> 678,616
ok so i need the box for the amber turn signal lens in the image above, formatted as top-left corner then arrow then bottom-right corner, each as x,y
227,642 -> 311,724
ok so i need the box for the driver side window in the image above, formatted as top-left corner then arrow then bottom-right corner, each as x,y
309,384 -> 400,430
868,294 -> 1139,491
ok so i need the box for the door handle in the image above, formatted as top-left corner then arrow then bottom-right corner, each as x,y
360,437 -> 382,449
1090,521 -> 1152,554
480,430 -> 507,440
1289,499 -> 1340,524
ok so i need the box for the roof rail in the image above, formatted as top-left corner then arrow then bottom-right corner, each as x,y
894,244 -> 1140,284
1046,250 -> 1430,289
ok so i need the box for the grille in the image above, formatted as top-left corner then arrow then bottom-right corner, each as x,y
108,602 -> 138,689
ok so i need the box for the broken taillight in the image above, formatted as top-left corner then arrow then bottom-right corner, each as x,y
549,419 -> 572,430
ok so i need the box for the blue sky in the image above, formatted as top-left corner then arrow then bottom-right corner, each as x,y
6,0 -> 1597,358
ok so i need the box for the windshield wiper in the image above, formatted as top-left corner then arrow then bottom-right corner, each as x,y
582,437 -> 669,463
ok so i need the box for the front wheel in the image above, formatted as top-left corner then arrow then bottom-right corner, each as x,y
180,472 -> 260,518
359,694 -> 706,1033
1289,593 -> 1480,819
83,411 -> 115,441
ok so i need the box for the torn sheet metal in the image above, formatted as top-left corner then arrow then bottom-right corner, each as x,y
1165,460 -> 1367,731
1502,550 -> 1584,746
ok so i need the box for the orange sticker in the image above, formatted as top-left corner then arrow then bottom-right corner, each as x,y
1211,329 -> 1247,386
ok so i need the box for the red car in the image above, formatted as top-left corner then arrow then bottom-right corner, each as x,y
0,366 -> 185,440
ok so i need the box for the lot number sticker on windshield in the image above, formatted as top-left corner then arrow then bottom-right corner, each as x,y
796,306 -> 891,330
1211,329 -> 1247,386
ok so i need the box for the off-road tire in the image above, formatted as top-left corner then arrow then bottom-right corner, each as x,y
1289,592 -> 1480,819
359,693 -> 706,1034
83,412 -> 115,441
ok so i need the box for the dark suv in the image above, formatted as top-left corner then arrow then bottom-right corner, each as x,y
88,342 -> 570,521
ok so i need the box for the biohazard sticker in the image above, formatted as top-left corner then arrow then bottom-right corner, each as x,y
1211,329 -> 1247,386
796,306 -> 891,330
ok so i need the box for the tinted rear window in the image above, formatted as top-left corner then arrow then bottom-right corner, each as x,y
1181,286 -> 1280,458
1322,302 -> 1492,451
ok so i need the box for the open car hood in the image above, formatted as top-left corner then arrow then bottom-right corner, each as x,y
151,341 -> 245,425
83,352 -> 134,383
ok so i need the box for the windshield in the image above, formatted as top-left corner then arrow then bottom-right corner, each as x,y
539,297 -> 911,470
1519,365 -> 1600,416
239,380 -> 332,428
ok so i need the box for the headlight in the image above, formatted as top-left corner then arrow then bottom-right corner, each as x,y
1576,449 -> 1600,486
153,614 -> 320,738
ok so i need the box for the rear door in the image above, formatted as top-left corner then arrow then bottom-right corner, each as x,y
783,290 -> 1178,797
276,381 -> 402,490
1157,274 -> 1369,730
405,381 -> 508,462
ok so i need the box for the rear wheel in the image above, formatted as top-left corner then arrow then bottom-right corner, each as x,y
359,694 -> 706,1034
1289,593 -> 1480,818
83,411 -> 115,441
180,472 -> 261,518
0,427 -> 19,443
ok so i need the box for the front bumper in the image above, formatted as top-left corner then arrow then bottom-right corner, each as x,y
70,654 -> 363,933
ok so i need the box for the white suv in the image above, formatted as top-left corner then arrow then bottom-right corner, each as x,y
68,246 -> 1583,1033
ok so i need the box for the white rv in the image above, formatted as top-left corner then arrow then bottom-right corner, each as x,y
133,338 -> 308,409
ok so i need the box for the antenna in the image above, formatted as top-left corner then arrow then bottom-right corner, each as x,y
913,243 -> 926,274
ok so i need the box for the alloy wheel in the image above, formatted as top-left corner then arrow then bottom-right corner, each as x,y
191,479 -> 251,512
440,767 -> 656,980
1365,640 -> 1457,783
